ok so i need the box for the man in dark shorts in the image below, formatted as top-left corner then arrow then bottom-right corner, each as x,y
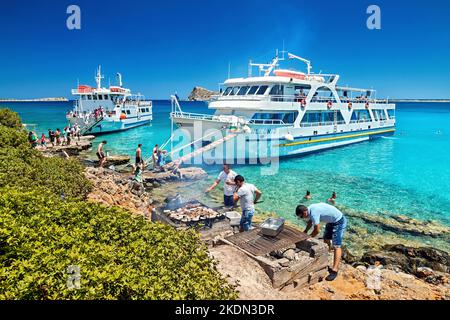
96,140 -> 107,168
135,144 -> 143,165
296,203 -> 347,281
48,129 -> 55,146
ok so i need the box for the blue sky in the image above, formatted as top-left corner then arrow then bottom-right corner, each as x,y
0,0 -> 449,99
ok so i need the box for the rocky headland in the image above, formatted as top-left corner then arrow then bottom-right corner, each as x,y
188,86 -> 218,101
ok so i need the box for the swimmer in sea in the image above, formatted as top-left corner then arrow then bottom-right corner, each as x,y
304,190 -> 312,200
328,191 -> 337,204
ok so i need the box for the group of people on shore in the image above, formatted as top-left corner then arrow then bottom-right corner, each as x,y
27,124 -> 81,149
95,142 -> 181,185
206,164 -> 346,281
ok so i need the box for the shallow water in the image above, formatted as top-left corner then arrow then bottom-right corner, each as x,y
3,100 -> 450,253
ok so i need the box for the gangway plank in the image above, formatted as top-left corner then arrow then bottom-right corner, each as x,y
163,132 -> 237,169
80,115 -> 104,135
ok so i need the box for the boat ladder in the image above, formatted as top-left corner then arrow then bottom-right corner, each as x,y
80,115 -> 104,135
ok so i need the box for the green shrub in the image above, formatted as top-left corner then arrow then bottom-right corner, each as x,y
0,110 -> 236,300
0,108 -> 22,129
0,188 -> 237,300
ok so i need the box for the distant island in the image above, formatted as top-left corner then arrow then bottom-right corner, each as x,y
0,97 -> 68,102
188,87 -> 218,101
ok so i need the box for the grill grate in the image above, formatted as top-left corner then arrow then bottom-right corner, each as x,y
225,225 -> 309,256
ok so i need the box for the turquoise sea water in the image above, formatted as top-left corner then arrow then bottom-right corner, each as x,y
2,101 -> 450,250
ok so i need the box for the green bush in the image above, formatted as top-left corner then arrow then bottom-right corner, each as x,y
0,108 -> 22,129
0,188 -> 237,300
0,110 -> 237,300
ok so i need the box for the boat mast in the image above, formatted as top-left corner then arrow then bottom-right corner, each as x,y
95,65 -> 104,89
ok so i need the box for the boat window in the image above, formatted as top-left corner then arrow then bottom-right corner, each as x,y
126,110 -> 131,115
301,111 -> 344,124
372,109 -> 386,121
81,95 -> 87,100
237,86 -> 250,95
351,110 -> 371,121
104,95 -> 108,100
387,109 -> 395,119
251,112 -> 298,124
269,85 -> 284,96
223,87 -> 233,96
229,87 -> 240,96
256,85 -> 268,95
98,95 -> 103,100
282,112 -> 299,124
311,87 -> 336,102
87,95 -> 92,100
247,86 -> 259,95
294,85 -> 310,98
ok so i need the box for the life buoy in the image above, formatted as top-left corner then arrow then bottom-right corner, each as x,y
348,102 -> 352,109
365,102 -> 370,109
120,112 -> 126,120
327,101 -> 333,109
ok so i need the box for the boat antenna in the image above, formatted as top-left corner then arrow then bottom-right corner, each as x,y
116,73 -> 123,87
95,65 -> 104,89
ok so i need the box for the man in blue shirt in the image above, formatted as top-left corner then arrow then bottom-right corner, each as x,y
296,203 -> 347,281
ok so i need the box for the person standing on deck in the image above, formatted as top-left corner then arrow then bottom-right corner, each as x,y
233,175 -> 262,232
152,144 -> 159,169
96,140 -> 107,168
295,203 -> 347,281
205,164 -> 237,207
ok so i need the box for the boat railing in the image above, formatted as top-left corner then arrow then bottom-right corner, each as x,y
211,95 -> 266,102
349,119 -> 372,124
339,98 -> 389,104
123,100 -> 152,107
211,94 -> 391,105
248,119 -> 288,126
300,120 -> 346,127
170,111 -> 216,121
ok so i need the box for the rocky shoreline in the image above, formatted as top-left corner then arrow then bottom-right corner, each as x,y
39,142 -> 450,299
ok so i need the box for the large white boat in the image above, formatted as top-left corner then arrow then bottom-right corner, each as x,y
169,50 -> 396,163
67,66 -> 152,135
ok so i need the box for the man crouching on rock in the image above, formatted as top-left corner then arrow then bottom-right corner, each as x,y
296,203 -> 347,281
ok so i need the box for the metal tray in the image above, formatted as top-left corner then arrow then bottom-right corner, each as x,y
260,217 -> 285,237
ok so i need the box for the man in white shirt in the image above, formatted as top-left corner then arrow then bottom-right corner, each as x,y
233,175 -> 262,232
205,164 -> 237,207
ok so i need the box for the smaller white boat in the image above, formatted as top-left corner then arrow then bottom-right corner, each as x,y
67,66 -> 152,135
